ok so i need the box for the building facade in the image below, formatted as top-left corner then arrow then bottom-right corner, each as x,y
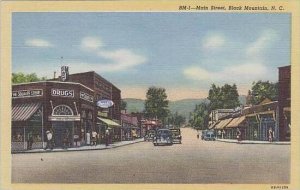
278,65 -> 291,141
12,68 -> 122,151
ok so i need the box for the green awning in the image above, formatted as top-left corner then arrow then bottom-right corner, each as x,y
97,117 -> 121,127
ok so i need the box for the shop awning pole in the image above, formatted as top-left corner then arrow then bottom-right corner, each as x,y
23,127 -> 26,150
42,105 -> 44,148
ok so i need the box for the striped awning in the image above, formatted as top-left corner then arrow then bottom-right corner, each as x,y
226,116 -> 246,128
215,118 -> 232,129
208,121 -> 219,129
12,102 -> 41,121
97,117 -> 121,127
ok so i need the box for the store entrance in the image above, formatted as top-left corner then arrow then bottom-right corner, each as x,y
52,121 -> 74,148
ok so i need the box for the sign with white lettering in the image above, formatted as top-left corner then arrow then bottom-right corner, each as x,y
12,89 -> 43,98
80,91 -> 93,102
51,89 -> 74,97
97,99 -> 114,108
61,66 -> 69,82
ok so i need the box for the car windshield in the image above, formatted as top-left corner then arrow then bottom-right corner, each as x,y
170,129 -> 180,135
157,130 -> 171,135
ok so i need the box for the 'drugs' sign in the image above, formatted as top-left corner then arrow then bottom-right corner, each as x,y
97,99 -> 114,108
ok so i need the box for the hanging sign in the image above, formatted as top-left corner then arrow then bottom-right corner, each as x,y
97,99 -> 114,108
80,91 -> 93,102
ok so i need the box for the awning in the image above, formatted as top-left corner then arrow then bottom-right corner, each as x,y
48,115 -> 80,121
12,102 -> 41,121
208,121 -> 219,129
226,116 -> 246,128
215,118 -> 232,129
97,117 -> 121,127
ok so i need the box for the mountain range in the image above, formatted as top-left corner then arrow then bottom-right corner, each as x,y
124,96 -> 246,119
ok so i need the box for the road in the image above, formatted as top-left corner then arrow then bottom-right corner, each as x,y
12,127 -> 290,183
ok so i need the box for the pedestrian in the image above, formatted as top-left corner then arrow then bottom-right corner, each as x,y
197,130 -> 200,139
105,129 -> 110,146
44,130 -> 53,150
92,130 -> 97,146
218,130 -> 222,139
268,127 -> 274,142
86,131 -> 91,145
27,131 -> 33,150
222,130 -> 226,139
237,128 -> 242,142
63,129 -> 70,149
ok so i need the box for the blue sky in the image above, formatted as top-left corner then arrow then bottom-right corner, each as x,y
12,13 -> 290,100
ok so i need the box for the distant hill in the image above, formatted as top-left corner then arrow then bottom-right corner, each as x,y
124,96 -> 247,120
124,98 -> 207,119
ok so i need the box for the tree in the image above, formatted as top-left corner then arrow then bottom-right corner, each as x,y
120,100 -> 127,111
208,83 -> 240,110
12,72 -> 47,84
189,102 -> 210,130
144,87 -> 169,122
168,112 -> 186,128
249,80 -> 278,105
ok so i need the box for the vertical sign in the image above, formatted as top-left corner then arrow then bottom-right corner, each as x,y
61,66 -> 69,81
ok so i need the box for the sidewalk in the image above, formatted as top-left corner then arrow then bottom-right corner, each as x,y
12,138 -> 145,154
216,138 -> 290,145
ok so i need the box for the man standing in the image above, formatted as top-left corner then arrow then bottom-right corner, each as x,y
105,129 -> 110,146
27,131 -> 33,150
44,130 -> 53,150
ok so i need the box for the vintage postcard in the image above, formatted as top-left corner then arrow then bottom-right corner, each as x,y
1,1 -> 300,190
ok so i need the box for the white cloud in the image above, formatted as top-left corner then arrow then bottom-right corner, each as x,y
246,29 -> 278,56
60,49 -> 146,74
183,63 -> 268,84
202,33 -> 226,51
183,67 -> 212,80
97,49 -> 146,72
25,39 -> 53,47
81,37 -> 104,51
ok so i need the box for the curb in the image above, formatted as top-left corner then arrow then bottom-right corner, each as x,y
216,139 -> 291,145
12,139 -> 145,154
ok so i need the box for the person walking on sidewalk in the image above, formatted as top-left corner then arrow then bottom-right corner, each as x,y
236,128 -> 242,143
27,131 -> 33,150
268,127 -> 274,142
44,130 -> 53,150
105,129 -> 110,146
91,130 -> 97,146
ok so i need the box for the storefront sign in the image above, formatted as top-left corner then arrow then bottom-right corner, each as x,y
12,89 -> 43,98
80,91 -> 93,102
61,66 -> 69,82
98,111 -> 108,117
97,99 -> 114,108
51,89 -> 74,97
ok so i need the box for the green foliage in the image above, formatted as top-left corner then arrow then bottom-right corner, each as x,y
168,112 -> 186,128
12,72 -> 47,84
208,83 -> 240,110
249,80 -> 278,105
189,102 -> 210,130
144,87 -> 169,121
120,100 -> 127,111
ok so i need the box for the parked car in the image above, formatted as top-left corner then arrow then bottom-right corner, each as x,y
144,129 -> 156,141
153,129 -> 173,146
201,130 -> 216,141
169,128 -> 182,144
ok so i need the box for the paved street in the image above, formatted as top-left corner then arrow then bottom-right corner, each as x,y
12,128 -> 290,183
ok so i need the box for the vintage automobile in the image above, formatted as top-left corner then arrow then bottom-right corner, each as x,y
169,128 -> 182,144
201,130 -> 216,141
153,129 -> 173,146
144,129 -> 156,141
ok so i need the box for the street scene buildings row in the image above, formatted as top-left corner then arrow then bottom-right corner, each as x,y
11,65 -> 291,151
12,68 -> 146,151
208,66 -> 291,142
